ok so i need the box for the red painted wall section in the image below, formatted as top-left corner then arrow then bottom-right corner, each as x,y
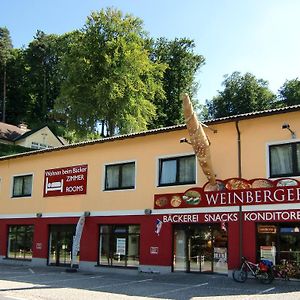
242,220 -> 256,263
80,217 -> 99,262
32,220 -> 48,258
227,220 -> 240,269
140,216 -> 173,267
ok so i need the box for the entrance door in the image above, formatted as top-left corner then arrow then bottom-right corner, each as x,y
48,225 -> 76,266
173,224 -> 228,274
189,225 -> 213,272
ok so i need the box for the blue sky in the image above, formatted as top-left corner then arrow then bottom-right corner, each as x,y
1,0 -> 300,104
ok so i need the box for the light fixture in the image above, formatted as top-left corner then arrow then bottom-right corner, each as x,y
84,211 -> 91,217
180,138 -> 191,144
282,123 -> 296,139
36,212 -> 42,218
144,208 -> 152,215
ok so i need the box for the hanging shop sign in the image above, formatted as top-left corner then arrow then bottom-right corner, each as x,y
154,177 -> 300,209
43,164 -> 88,197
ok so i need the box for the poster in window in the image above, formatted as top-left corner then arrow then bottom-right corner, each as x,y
116,238 -> 126,255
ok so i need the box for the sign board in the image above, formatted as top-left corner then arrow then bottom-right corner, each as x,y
260,246 -> 276,264
36,242 -> 42,250
150,246 -> 159,254
43,164 -> 88,197
154,177 -> 300,209
258,225 -> 277,234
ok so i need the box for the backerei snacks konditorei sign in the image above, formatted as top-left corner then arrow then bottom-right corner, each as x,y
43,164 -> 88,197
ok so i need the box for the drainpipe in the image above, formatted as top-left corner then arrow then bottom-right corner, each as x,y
235,120 -> 243,263
235,121 -> 242,178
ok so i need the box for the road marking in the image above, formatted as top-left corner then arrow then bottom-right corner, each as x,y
92,278 -> 153,290
148,282 -> 209,297
4,273 -> 51,280
38,275 -> 104,284
28,268 -> 34,274
259,287 -> 276,294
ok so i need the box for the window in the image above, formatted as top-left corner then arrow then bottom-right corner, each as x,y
105,162 -> 135,190
269,142 -> 300,177
7,225 -> 34,260
158,155 -> 196,186
99,225 -> 140,267
12,175 -> 33,197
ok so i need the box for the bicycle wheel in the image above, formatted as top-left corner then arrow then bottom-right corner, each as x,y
258,270 -> 274,284
233,268 -> 248,283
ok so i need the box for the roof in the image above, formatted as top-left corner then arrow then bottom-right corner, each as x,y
0,104 -> 300,161
13,125 -> 65,146
0,122 -> 30,141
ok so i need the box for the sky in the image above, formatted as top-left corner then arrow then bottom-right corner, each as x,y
1,0 -> 300,104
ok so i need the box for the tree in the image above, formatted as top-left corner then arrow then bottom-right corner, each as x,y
0,27 -> 13,122
205,72 -> 276,119
278,78 -> 300,106
149,38 -> 205,128
55,8 -> 166,138
24,31 -> 63,128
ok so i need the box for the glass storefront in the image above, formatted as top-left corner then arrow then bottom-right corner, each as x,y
48,224 -> 76,266
173,224 -> 228,274
257,223 -> 300,278
99,225 -> 140,267
7,225 -> 34,260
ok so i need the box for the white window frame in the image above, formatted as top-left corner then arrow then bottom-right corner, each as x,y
11,172 -> 34,198
156,152 -> 197,188
102,160 -> 137,192
266,138 -> 300,179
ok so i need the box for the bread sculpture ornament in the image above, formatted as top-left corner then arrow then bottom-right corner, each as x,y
182,93 -> 217,188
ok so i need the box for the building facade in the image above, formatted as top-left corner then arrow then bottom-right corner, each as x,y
0,106 -> 300,276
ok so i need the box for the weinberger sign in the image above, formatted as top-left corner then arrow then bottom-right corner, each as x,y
154,177 -> 300,209
43,164 -> 88,197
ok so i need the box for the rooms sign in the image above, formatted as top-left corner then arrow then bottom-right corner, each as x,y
43,164 -> 88,197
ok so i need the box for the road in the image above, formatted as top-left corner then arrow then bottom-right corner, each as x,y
0,264 -> 300,299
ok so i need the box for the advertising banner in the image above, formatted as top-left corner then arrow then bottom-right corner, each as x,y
43,164 -> 88,197
154,177 -> 300,209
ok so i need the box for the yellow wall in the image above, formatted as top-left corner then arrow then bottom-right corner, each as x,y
0,110 -> 299,215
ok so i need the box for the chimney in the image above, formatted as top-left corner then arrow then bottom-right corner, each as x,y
18,123 -> 29,132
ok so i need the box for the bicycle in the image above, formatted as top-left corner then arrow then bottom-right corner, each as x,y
233,257 -> 274,284
273,259 -> 299,280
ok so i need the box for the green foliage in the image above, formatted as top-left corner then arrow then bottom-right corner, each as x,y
0,143 -> 33,157
24,31 -> 63,128
0,27 -> 13,64
55,8 -> 166,137
205,72 -> 276,119
278,78 -> 300,106
149,38 -> 205,128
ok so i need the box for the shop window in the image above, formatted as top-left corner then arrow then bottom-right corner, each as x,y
269,142 -> 300,178
12,174 -> 33,197
158,155 -> 196,186
99,225 -> 140,268
7,225 -> 33,260
104,162 -> 135,190
257,224 -> 300,269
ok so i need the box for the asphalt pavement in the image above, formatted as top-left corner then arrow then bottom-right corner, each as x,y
0,264 -> 299,300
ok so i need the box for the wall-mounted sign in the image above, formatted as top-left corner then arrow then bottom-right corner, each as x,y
43,164 -> 88,197
159,210 -> 300,225
154,177 -> 300,209
36,242 -> 42,250
150,246 -> 159,254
